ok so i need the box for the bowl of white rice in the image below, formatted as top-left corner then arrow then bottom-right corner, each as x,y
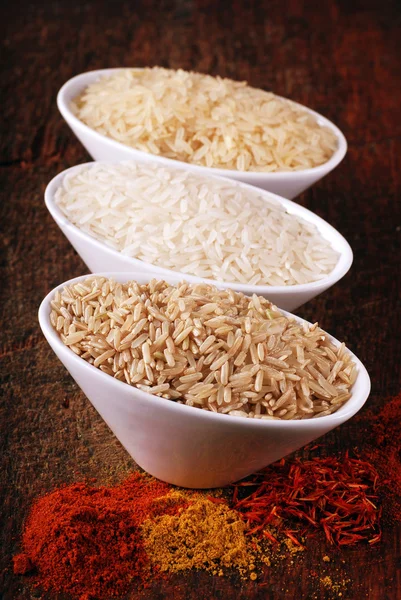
38,271 -> 370,488
57,68 -> 347,199
45,160 -> 352,312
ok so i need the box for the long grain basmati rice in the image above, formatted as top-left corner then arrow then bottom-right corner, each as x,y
55,162 -> 339,287
72,68 -> 338,172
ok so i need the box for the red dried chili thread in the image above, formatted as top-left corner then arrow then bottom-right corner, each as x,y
232,454 -> 382,546
284,530 -> 303,547
13,474 -> 186,599
205,496 -> 227,504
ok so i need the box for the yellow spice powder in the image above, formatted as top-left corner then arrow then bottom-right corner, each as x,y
142,496 -> 255,576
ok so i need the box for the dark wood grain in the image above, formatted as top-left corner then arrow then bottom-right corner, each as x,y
1,0 -> 401,598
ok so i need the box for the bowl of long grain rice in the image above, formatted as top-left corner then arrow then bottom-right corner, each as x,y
45,161 -> 352,312
39,272 -> 370,488
57,68 -> 347,199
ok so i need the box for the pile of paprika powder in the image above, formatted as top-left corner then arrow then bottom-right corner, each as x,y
13,474 -> 184,599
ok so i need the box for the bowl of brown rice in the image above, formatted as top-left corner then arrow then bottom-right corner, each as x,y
57,68 -> 347,199
38,272 -> 370,488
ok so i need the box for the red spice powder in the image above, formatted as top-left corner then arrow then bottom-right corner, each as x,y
12,553 -> 34,575
13,473 -> 183,599
362,392 -> 401,519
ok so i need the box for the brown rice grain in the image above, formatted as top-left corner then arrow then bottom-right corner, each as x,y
51,277 -> 356,420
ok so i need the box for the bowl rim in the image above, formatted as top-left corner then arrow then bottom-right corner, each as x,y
38,271 -> 371,430
44,161 -> 353,296
57,67 -> 348,181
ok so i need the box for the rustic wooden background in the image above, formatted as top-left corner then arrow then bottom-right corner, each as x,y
1,0 -> 401,598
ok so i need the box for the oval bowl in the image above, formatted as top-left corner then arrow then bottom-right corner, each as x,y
45,161 -> 353,313
38,271 -> 370,489
57,68 -> 347,199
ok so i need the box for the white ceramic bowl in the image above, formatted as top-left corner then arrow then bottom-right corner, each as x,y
57,68 -> 347,199
45,162 -> 353,313
38,271 -> 370,489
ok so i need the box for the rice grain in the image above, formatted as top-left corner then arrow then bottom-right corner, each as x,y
51,277 -> 356,420
55,162 -> 339,287
72,68 -> 337,172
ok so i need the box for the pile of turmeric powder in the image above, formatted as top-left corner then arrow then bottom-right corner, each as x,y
142,495 -> 257,578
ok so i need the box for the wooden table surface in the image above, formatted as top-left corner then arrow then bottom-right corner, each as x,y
1,0 -> 401,598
